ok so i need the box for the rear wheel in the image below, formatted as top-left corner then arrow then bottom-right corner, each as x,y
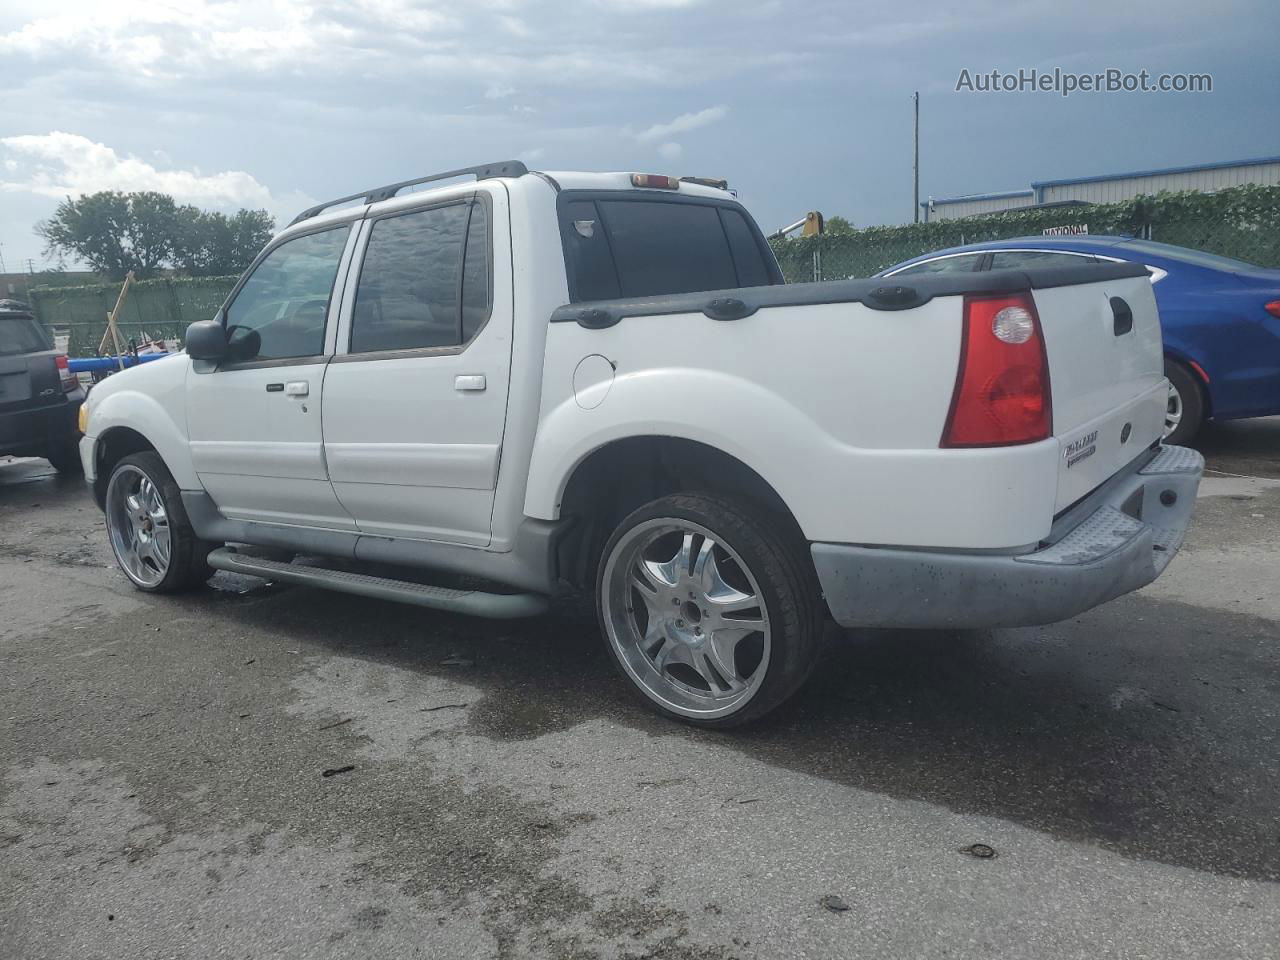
597,493 -> 823,727
105,451 -> 213,592
1164,359 -> 1205,446
46,439 -> 82,474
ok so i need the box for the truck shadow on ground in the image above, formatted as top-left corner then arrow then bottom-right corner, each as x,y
210,578 -> 1279,886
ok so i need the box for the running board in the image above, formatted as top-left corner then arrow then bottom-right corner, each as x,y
206,547 -> 549,619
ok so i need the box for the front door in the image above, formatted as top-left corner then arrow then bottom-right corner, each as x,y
321,190 -> 511,546
187,222 -> 358,529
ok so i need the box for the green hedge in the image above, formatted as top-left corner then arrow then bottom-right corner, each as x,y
770,183 -> 1280,282
29,275 -> 238,357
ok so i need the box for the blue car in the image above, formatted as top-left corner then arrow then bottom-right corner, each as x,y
878,237 -> 1280,445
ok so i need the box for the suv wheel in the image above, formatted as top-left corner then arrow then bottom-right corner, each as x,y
105,451 -> 213,592
1164,359 -> 1205,446
46,439 -> 83,474
597,493 -> 823,727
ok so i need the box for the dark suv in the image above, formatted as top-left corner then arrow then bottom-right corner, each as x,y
0,300 -> 84,473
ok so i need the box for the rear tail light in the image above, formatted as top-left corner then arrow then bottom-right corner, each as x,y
1265,300 -> 1280,319
942,293 -> 1052,447
630,173 -> 679,190
55,354 -> 78,393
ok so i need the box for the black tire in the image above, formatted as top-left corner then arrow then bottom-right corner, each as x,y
46,439 -> 83,474
1164,358 -> 1205,446
104,451 -> 214,593
596,493 -> 824,728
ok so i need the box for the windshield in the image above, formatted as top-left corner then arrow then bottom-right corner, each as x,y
0,314 -> 53,356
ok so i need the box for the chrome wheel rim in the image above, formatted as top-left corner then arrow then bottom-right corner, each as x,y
106,465 -> 172,587
1164,382 -> 1183,438
602,519 -> 770,720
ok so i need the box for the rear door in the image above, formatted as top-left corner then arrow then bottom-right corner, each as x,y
321,188 -> 511,546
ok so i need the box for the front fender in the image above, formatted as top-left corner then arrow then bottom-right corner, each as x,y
523,367 -> 844,538
84,357 -> 198,489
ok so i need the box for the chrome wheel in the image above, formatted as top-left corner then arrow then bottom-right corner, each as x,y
602,519 -> 770,720
106,464 -> 172,588
1164,381 -> 1183,439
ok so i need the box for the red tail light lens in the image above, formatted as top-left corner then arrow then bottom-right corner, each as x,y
942,293 -> 1052,447
56,354 -> 78,392
1265,300 -> 1280,319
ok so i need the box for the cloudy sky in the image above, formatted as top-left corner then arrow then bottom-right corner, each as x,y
1,0 -> 1277,272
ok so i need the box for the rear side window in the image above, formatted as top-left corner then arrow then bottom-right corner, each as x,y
0,315 -> 52,356
720,208 -> 771,287
351,200 -> 490,354
891,254 -> 984,276
989,250 -> 1097,269
560,196 -> 775,303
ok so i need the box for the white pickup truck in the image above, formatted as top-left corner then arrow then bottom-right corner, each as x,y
80,161 -> 1204,726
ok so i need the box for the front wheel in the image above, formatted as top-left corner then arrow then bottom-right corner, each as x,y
597,493 -> 824,727
104,451 -> 213,593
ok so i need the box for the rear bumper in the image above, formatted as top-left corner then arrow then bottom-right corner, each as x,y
812,444 -> 1204,629
0,393 -> 82,458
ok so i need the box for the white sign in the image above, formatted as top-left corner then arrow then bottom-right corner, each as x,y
1042,224 -> 1089,236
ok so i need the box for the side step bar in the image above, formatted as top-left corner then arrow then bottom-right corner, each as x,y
206,548 -> 549,619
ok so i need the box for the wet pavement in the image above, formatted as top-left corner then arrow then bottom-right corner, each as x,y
2,420 -> 1278,959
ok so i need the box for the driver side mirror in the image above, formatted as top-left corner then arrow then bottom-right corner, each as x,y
185,320 -> 228,361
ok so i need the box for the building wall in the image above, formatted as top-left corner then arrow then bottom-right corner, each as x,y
1038,160 -> 1280,205
925,158 -> 1280,223
926,192 -> 1035,221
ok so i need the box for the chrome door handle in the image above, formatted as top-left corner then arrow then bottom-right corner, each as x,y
284,380 -> 309,397
455,375 -> 486,392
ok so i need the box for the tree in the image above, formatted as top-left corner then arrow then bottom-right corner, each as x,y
824,215 -> 856,235
173,206 -> 275,277
37,191 -> 274,280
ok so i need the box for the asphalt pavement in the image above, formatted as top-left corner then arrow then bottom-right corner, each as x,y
2,419 -> 1278,959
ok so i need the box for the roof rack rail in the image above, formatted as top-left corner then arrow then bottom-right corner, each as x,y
289,160 -> 529,226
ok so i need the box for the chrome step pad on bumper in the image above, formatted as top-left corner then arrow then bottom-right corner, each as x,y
206,548 -> 549,619
812,444 -> 1205,630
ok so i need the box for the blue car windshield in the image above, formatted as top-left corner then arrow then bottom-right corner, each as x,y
1117,239 -> 1263,271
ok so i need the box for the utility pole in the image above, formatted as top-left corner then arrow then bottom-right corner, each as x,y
913,91 -> 920,224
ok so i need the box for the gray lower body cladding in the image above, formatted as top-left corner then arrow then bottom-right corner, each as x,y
181,491 -> 564,596
813,444 -> 1204,629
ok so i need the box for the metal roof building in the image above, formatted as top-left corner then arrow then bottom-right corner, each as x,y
922,155 -> 1280,222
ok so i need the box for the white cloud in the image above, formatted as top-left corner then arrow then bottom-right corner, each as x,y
0,132 -> 309,225
634,105 -> 728,143
485,83 -> 516,99
657,142 -> 682,160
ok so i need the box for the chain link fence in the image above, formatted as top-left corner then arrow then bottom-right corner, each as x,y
770,184 -> 1280,283
29,276 -> 238,356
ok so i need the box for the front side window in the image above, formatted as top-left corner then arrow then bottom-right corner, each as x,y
224,226 -> 350,362
350,201 -> 490,354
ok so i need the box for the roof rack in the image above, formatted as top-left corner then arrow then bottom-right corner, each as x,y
289,160 -> 529,226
